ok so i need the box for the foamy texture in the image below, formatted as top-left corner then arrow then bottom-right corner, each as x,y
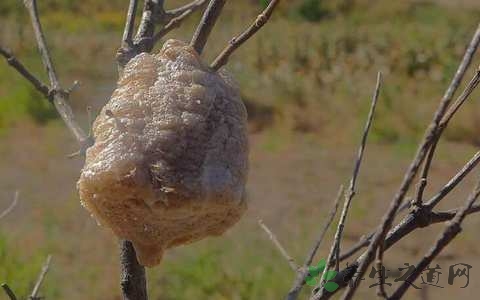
77,39 -> 248,266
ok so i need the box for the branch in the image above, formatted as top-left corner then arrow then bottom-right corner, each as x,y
338,200 -> 411,262
30,255 -> 52,300
258,219 -> 299,271
120,241 -> 147,300
166,0 -> 208,19
1,284 -> 17,300
0,191 -> 19,220
0,47 -> 50,98
338,24 -> 480,300
153,5 -> 200,43
425,150 -> 480,209
312,72 -> 382,299
390,178 -> 480,299
21,0 -> 91,153
190,0 -> 227,54
121,0 -> 139,48
210,0 -> 280,70
286,185 -> 344,300
412,24 -> 480,207
314,149 -> 480,299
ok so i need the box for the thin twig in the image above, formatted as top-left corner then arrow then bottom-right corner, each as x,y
338,25 -> 480,300
313,72 -> 382,298
29,255 -> 52,300
153,7 -> 196,43
166,0 -> 207,19
22,0 -> 90,151
122,0 -> 139,48
314,148 -> 480,300
390,178 -> 480,299
0,191 -> 19,220
1,284 -> 17,300
190,0 -> 227,54
0,47 -> 50,98
425,150 -> 480,209
258,219 -> 299,271
286,185 -> 344,300
338,200 -> 411,262
210,0 -> 281,70
375,242 -> 388,299
412,25 -> 480,207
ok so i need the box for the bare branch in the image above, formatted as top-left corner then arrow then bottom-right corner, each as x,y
166,0 -> 208,19
339,25 -> 480,300
338,200 -> 411,262
30,255 -> 52,300
375,242 -> 388,299
1,284 -> 17,300
0,191 -> 19,220
153,6 -> 199,43
122,0 -> 139,48
21,0 -> 91,152
425,150 -> 480,209
210,0 -> 281,70
312,72 -> 381,299
286,185 -> 344,300
314,149 -> 480,300
190,0 -> 227,55
412,25 -> 480,207
120,241 -> 147,300
258,219 -> 298,271
135,0 -> 165,44
0,47 -> 50,98
390,178 -> 480,299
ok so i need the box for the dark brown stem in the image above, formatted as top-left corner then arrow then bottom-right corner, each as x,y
120,241 -> 147,300
1,284 -> 17,300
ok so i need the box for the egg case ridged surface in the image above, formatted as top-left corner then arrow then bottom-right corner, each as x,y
77,39 -> 248,266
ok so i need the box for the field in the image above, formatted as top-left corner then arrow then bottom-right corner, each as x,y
1,0 -> 480,299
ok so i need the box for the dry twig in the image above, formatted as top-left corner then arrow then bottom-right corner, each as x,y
286,185 -> 344,300
335,25 -> 480,300
30,255 -> 52,300
0,191 -> 19,220
210,0 -> 281,70
259,219 -> 299,272
311,72 -> 382,300
390,178 -> 480,299
190,0 -> 227,54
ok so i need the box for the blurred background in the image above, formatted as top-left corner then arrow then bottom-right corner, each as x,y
1,0 -> 480,299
